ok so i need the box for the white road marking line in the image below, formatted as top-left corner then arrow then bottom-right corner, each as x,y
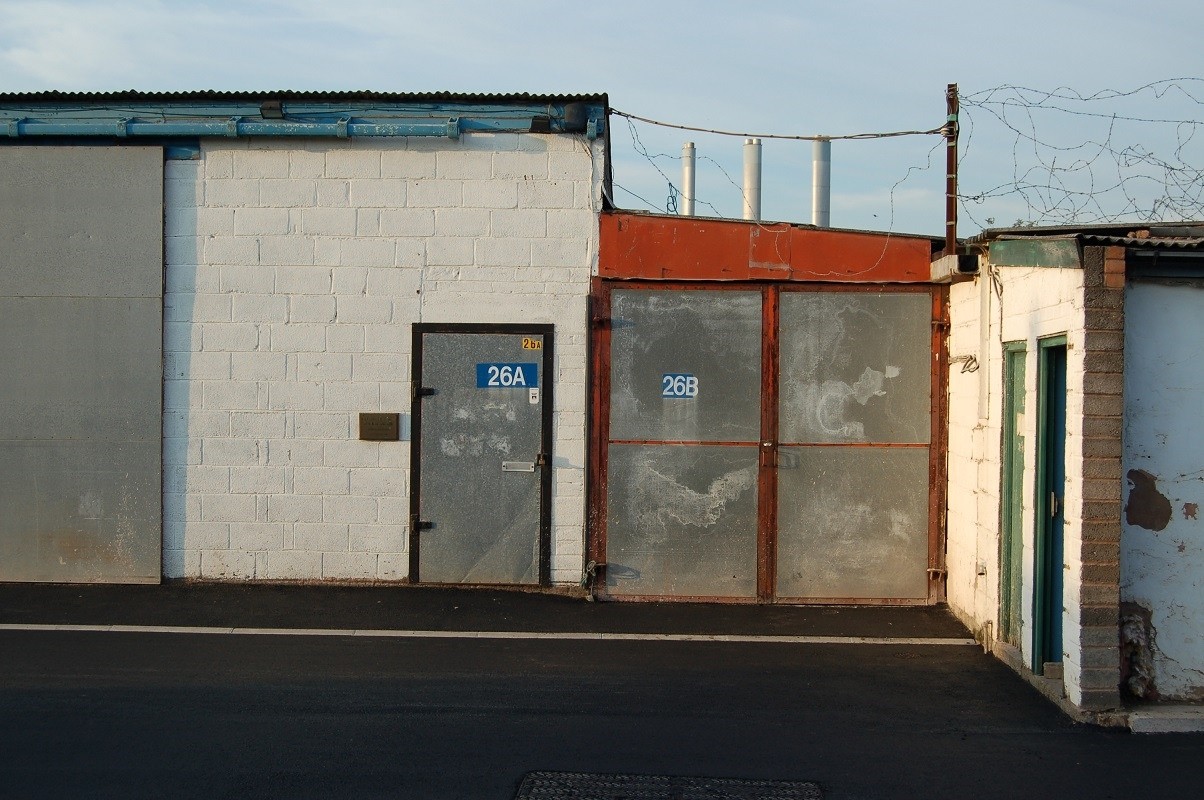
0,623 -> 976,645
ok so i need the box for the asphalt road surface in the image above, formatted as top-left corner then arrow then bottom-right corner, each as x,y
2,629 -> 1202,799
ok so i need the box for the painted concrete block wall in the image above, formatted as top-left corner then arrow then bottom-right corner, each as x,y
162,133 -> 604,583
1122,281 -> 1204,700
946,265 -> 1093,702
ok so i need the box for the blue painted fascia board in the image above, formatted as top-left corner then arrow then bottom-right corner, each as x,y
0,100 -> 607,141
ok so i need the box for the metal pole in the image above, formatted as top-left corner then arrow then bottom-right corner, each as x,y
681,141 -> 696,216
812,138 -> 831,227
946,83 -> 959,256
743,137 -> 762,221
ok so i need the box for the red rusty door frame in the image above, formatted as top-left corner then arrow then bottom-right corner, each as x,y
587,278 -> 949,605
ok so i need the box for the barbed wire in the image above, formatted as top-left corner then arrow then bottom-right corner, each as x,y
613,81 -> 1204,233
959,79 -> 1204,228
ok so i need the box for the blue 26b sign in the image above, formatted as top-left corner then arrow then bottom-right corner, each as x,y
661,373 -> 698,398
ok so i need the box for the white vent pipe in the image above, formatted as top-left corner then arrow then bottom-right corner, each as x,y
681,142 -> 696,216
812,138 -> 831,227
742,138 -> 762,221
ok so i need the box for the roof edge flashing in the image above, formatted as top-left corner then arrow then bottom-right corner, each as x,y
0,98 -> 608,141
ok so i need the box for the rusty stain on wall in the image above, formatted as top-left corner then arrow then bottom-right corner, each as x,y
1120,602 -> 1160,700
1125,469 -> 1173,531
1183,502 -> 1198,520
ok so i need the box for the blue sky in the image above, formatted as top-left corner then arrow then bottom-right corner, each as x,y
3,0 -> 1203,235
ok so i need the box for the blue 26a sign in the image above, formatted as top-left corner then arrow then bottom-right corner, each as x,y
476,363 -> 539,388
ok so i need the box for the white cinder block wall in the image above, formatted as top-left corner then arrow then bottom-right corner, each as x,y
946,265 -> 1090,702
162,133 -> 604,583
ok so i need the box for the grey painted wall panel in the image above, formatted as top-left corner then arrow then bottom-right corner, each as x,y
0,146 -> 163,298
0,145 -> 163,583
0,297 -> 162,440
0,441 -> 161,582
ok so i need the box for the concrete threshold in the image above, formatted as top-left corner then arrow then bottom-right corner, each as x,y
1126,706 -> 1204,734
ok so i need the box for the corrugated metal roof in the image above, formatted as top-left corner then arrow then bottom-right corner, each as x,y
970,221 -> 1204,249
0,89 -> 608,106
988,233 -> 1204,251
1078,234 -> 1204,249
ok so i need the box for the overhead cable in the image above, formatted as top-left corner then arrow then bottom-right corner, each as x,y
611,108 -> 946,141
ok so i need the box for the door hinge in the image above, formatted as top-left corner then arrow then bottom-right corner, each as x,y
412,385 -> 436,402
410,514 -> 433,531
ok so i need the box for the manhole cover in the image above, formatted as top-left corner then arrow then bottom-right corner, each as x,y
514,771 -> 823,800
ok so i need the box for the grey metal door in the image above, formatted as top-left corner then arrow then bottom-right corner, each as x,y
410,325 -> 553,585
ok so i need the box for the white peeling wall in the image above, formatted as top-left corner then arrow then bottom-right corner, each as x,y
1122,281 -> 1204,700
946,265 -> 1090,701
162,133 -> 604,583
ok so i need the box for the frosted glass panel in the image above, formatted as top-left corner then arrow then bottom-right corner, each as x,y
776,447 -> 929,599
606,444 -> 758,597
779,292 -> 930,444
610,290 -> 762,442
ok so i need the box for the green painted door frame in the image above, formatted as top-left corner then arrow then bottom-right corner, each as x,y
1033,336 -> 1068,674
999,342 -> 1027,646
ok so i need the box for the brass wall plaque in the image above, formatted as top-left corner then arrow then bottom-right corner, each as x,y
358,412 -> 400,441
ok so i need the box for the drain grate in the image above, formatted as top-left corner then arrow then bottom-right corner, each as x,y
514,771 -> 823,800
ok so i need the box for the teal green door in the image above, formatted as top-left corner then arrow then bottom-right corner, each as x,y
1034,338 -> 1067,673
1000,343 -> 1026,646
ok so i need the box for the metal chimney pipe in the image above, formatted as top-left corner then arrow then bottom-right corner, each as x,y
812,138 -> 831,227
742,137 -> 762,221
681,142 -> 696,216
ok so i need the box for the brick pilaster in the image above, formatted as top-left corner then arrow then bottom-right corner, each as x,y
1077,246 -> 1125,709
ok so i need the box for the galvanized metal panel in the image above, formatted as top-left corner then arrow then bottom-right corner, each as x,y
776,447 -> 929,599
609,290 -> 762,443
0,145 -> 162,583
606,444 -> 758,598
779,292 -> 931,444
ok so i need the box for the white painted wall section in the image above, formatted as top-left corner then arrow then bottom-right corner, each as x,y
946,265 -> 1089,701
162,133 -> 604,584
